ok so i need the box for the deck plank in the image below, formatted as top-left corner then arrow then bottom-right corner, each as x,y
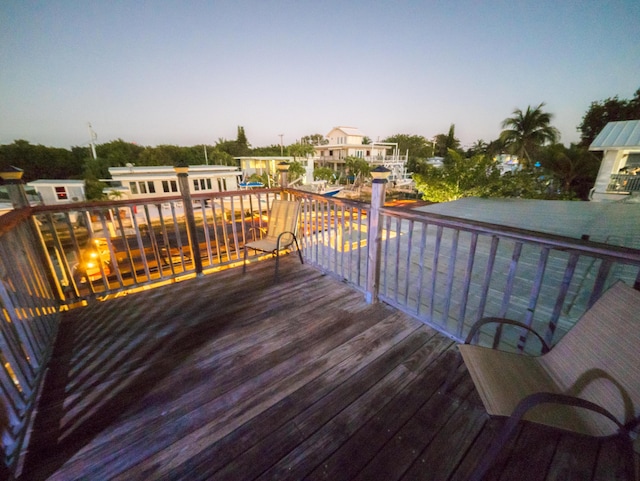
18,257 -> 638,480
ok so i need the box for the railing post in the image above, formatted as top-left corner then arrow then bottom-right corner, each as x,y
1,166 -> 30,209
365,176 -> 388,304
0,166 -> 65,301
174,166 -> 203,275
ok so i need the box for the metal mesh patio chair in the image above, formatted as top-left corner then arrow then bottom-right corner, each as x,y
459,281 -> 640,480
242,199 -> 303,280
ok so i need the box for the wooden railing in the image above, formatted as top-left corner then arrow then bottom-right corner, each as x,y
2,177 -> 640,473
287,188 -> 640,354
0,209 -> 59,471
30,189 -> 284,303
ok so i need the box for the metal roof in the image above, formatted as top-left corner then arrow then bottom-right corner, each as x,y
589,120 -> 640,150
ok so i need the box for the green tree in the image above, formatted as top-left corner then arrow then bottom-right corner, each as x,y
96,139 -> 144,167
251,145 -> 282,156
0,140 -> 83,181
313,167 -> 336,182
288,143 -> 315,161
578,88 -> 640,146
382,134 -> 431,174
345,156 -> 371,183
537,144 -> 600,199
287,161 -> 306,182
500,103 -> 559,169
300,134 -> 328,146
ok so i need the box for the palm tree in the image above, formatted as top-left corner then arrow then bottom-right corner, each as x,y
500,103 -> 559,169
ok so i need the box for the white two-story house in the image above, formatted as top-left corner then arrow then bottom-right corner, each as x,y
589,120 -> 640,202
314,126 -> 409,182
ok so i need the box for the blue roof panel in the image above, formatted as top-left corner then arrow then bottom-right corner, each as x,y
589,120 -> 640,150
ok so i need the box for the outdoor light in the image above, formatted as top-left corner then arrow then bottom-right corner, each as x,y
370,165 -> 391,183
0,165 -> 24,182
276,161 -> 290,173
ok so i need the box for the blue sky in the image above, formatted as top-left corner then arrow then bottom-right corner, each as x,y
1,1 -> 639,151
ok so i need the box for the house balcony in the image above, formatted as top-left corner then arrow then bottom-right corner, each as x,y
607,173 -> 640,193
1,180 -> 639,479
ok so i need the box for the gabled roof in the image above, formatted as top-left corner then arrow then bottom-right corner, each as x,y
330,126 -> 366,137
589,120 -> 640,150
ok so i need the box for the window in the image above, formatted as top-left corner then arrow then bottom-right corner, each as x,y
55,186 -> 68,200
129,182 -> 138,195
170,180 -> 177,192
206,178 -> 212,190
193,179 -> 200,191
217,178 -> 227,191
147,181 -> 156,194
138,182 -> 147,194
162,181 -> 170,192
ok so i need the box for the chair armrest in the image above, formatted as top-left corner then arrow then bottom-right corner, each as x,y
464,317 -> 551,354
470,392 -> 635,481
276,230 -> 297,249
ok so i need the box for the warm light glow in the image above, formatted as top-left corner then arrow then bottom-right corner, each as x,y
370,166 -> 391,181
276,161 -> 290,172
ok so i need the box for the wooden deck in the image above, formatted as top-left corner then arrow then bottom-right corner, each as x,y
20,257 -> 638,480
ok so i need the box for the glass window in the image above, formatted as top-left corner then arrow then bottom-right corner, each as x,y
193,179 -> 200,191
139,182 -> 147,194
55,186 -> 68,200
162,181 -> 170,192
147,181 -> 156,193
206,178 -> 212,190
129,182 -> 138,194
170,180 -> 177,192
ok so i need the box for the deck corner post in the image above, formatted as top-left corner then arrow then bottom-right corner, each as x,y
365,178 -> 387,304
175,167 -> 203,275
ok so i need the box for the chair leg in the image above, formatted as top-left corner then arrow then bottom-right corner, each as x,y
293,237 -> 303,265
242,246 -> 248,274
274,250 -> 280,282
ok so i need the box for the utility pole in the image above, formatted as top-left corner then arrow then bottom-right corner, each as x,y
87,122 -> 98,160
279,134 -> 284,156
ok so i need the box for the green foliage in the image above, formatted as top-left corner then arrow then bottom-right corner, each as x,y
84,178 -> 107,200
345,156 -> 371,181
0,140 -> 84,181
382,134 -> 432,174
215,125 -> 251,157
413,149 -> 576,202
288,161 -> 306,180
500,103 -> 560,169
578,88 -> 640,146
313,167 -> 336,182
414,150 -> 499,202
288,143 -> 315,160
537,143 -> 600,199
96,139 -> 144,167
300,133 -> 328,146
251,145 -> 282,156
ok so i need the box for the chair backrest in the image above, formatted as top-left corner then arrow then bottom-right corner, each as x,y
541,281 -> 640,433
265,200 -> 301,247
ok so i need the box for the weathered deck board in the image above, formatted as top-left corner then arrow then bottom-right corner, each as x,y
19,257 -> 638,480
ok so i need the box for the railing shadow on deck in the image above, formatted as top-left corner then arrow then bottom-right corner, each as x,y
2,178 -> 640,476
21,262 -> 284,479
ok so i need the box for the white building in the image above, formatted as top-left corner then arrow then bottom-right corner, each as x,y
27,179 -> 86,205
105,165 -> 242,200
589,120 -> 640,202
314,126 -> 409,182
236,156 -> 298,186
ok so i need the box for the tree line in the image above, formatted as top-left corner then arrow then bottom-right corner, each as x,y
1,89 -> 638,201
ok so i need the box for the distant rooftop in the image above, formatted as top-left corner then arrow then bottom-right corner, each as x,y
589,119 -> 640,150
416,197 -> 640,249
